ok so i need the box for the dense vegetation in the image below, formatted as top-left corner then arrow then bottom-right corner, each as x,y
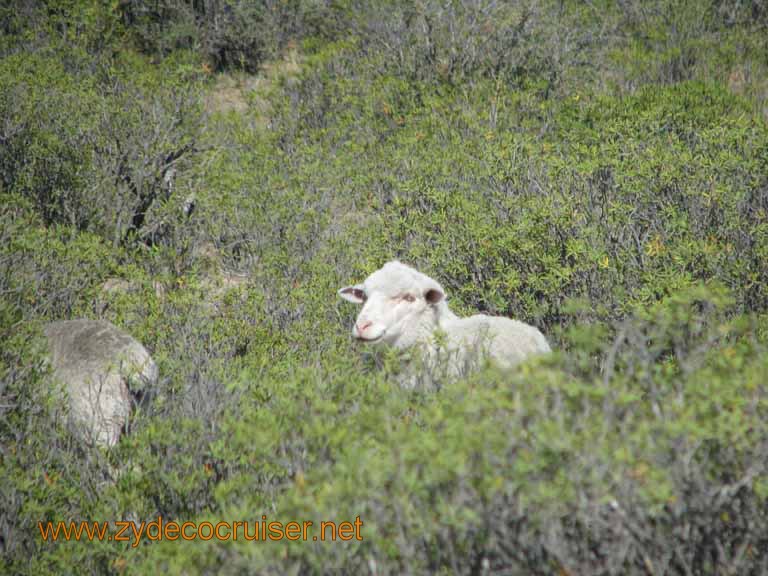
2,0 -> 768,573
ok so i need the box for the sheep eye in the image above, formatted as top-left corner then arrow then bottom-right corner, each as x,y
398,294 -> 415,303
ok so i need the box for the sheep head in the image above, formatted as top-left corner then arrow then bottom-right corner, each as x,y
338,261 -> 446,349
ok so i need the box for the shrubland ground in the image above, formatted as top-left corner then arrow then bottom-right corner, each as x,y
2,1 -> 768,573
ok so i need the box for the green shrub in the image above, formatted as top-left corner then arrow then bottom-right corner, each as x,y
0,194 -> 117,324
0,47 -> 205,253
118,0 -> 347,72
119,287 -> 768,575
3,1 -> 768,574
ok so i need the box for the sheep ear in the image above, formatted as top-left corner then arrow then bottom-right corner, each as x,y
338,285 -> 366,304
424,287 -> 444,305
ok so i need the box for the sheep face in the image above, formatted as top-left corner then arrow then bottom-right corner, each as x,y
338,261 -> 445,349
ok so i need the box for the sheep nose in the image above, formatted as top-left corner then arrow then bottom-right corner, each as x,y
356,320 -> 373,334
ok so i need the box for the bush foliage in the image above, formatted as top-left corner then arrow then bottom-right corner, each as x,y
2,0 -> 768,574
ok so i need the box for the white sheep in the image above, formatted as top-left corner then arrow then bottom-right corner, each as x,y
338,261 -> 550,388
44,319 -> 158,448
